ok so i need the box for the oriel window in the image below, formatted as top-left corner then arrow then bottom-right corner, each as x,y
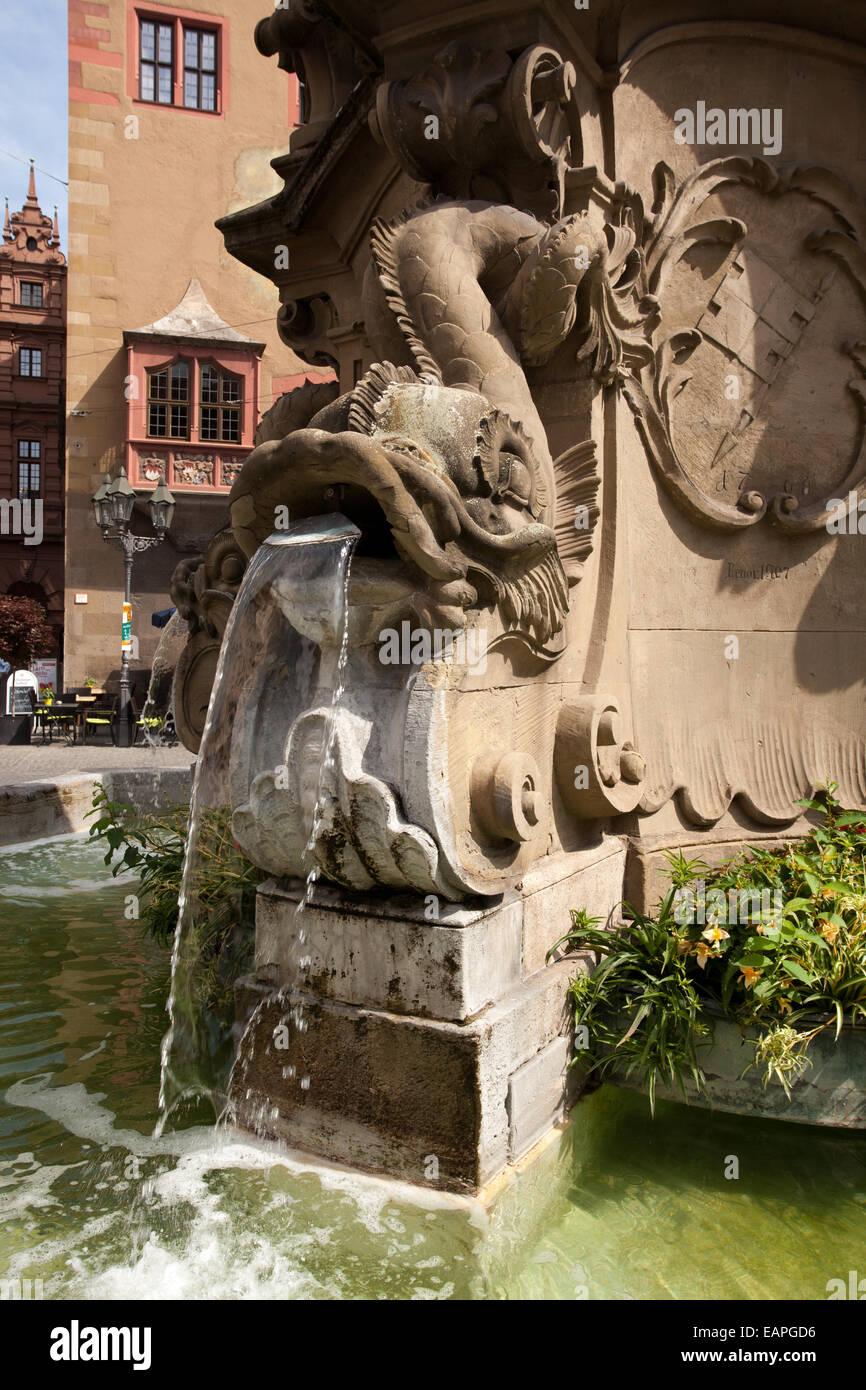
20,282 -> 43,307
139,19 -> 174,104
17,440 -> 41,497
200,364 -> 240,442
147,362 -> 189,439
183,27 -> 217,112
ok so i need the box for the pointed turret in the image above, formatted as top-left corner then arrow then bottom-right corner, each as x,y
2,199 -> 10,244
26,159 -> 37,205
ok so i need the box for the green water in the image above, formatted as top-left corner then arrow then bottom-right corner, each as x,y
1,835 -> 864,1300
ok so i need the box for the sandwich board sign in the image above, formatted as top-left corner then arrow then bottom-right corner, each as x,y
6,669 -> 38,715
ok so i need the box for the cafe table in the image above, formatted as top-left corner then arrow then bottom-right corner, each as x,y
35,702 -> 81,744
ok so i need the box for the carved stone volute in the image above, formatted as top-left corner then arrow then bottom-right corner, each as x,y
255,1 -> 377,146
370,42 -> 580,221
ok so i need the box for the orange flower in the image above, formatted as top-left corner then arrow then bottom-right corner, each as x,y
702,925 -> 730,945
819,919 -> 840,945
693,940 -> 712,970
740,966 -> 762,989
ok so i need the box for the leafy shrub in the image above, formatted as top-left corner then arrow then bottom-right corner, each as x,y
554,783 -> 866,1106
0,595 -> 54,666
88,787 -> 264,1017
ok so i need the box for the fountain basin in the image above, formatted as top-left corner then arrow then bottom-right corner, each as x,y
606,1010 -> 866,1129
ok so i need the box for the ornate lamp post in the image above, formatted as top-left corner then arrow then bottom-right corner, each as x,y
91,465 -> 175,747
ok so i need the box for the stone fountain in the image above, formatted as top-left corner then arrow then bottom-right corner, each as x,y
170,0 -> 866,1193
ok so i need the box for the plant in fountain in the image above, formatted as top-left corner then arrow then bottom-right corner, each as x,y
549,903 -> 713,1114
555,783 -> 866,1105
88,787 -> 264,1018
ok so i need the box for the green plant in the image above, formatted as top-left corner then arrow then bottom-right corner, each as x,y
673,784 -> 866,1036
548,904 -> 712,1114
88,786 -> 264,1017
555,782 -> 866,1105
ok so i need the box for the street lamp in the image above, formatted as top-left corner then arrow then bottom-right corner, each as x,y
91,464 -> 176,747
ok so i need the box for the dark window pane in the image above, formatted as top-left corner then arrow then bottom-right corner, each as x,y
201,366 -> 218,403
170,404 -> 188,437
170,363 -> 189,400
201,407 -> 218,441
182,27 -> 217,111
148,403 -> 166,437
157,23 -> 172,64
221,410 -> 240,443
221,375 -> 240,402
149,370 -> 167,400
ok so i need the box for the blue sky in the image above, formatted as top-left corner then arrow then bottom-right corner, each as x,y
0,0 -> 68,247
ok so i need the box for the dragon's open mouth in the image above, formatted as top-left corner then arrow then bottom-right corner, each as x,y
230,426 -> 568,647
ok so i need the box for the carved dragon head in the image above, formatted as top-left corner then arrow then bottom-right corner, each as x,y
230,363 -> 573,656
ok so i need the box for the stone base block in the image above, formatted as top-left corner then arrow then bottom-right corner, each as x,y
231,838 -> 623,1194
233,961 -> 578,1193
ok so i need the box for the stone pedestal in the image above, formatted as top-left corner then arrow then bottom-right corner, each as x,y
232,837 -> 626,1194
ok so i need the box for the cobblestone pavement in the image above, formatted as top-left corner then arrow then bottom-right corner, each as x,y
0,741 -> 194,785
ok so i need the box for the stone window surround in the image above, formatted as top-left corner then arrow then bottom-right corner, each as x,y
18,280 -> 44,309
14,429 -> 45,497
126,1 -> 228,119
17,345 -> 43,377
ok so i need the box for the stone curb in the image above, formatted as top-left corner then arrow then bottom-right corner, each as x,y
0,766 -> 194,847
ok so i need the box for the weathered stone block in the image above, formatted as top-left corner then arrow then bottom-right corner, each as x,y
254,879 -> 523,1022
507,1035 -> 572,1162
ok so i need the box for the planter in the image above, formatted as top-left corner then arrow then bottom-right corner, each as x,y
606,1007 -> 866,1128
0,714 -> 32,746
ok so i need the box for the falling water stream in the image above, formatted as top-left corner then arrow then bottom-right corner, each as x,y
157,515 -> 359,1133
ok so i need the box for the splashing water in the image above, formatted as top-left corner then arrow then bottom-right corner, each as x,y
222,526 -> 358,1116
157,515 -> 359,1134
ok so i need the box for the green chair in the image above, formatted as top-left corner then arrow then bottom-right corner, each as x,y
81,697 -> 118,745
